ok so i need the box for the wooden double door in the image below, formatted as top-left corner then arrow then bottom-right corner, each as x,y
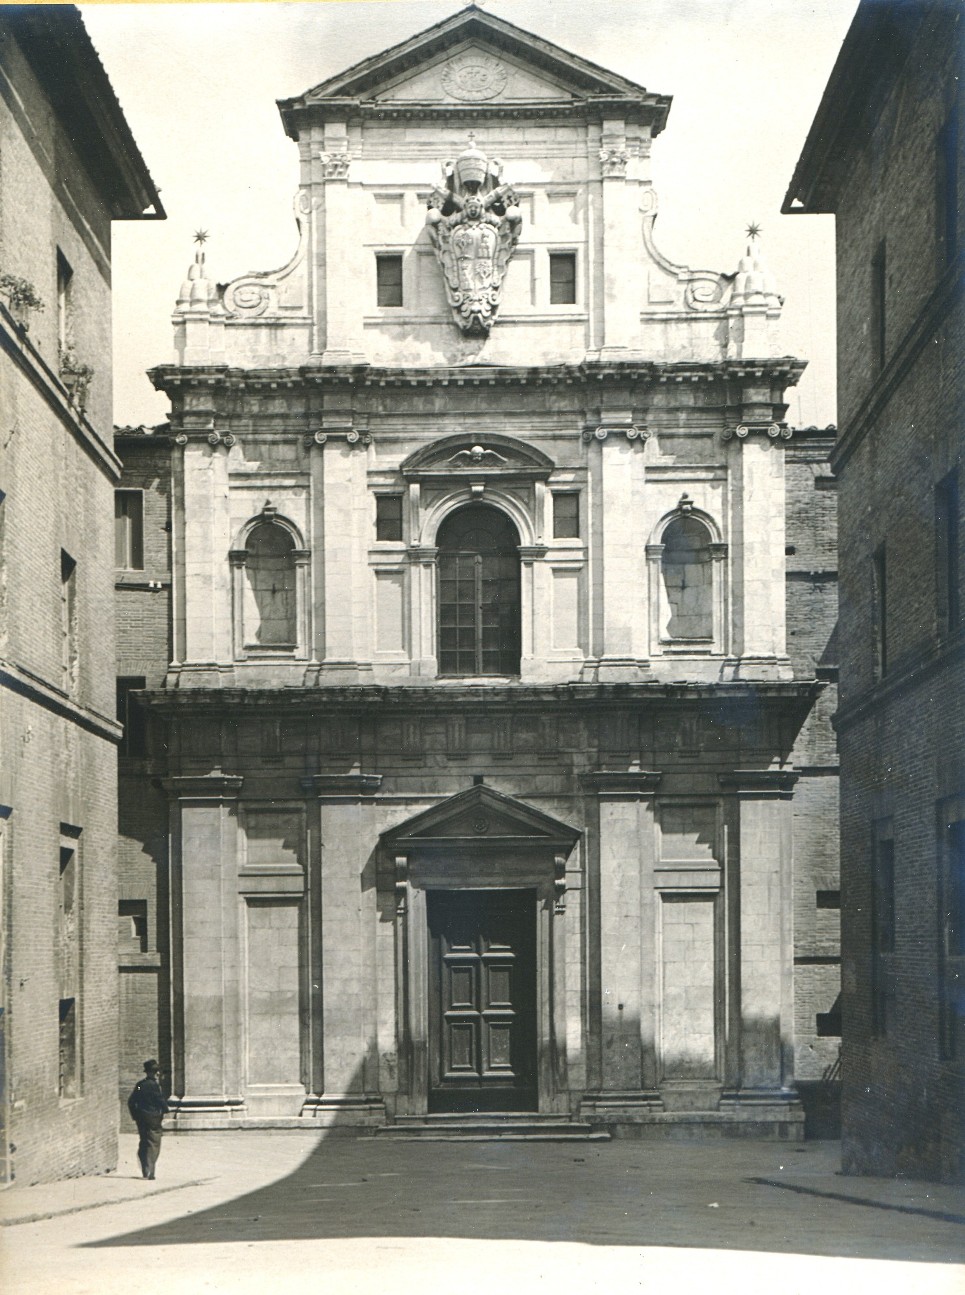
427,889 -> 537,1112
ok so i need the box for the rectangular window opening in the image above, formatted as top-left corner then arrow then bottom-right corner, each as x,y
872,544 -> 887,679
816,993 -> 842,1038
936,469 -> 961,633
549,252 -> 577,305
57,248 -> 73,355
114,490 -> 144,570
872,825 -> 895,1037
871,240 -> 886,372
60,549 -> 77,691
375,494 -> 404,542
942,816 -> 965,1059
59,998 -> 77,1099
816,889 -> 841,910
118,899 -> 148,953
552,492 -> 580,539
937,107 -> 959,269
376,254 -> 404,307
116,676 -> 147,757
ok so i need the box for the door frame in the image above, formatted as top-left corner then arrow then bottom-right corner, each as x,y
426,886 -> 538,1112
381,784 -> 581,1119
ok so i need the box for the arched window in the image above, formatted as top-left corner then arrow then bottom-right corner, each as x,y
661,515 -> 713,641
437,504 -> 521,676
243,521 -> 296,647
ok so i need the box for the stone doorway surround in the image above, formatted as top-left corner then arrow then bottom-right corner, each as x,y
381,784 -> 581,1120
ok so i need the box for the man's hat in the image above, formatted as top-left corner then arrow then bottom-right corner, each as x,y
143,1059 -> 159,1073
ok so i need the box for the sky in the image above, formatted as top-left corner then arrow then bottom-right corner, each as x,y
79,0 -> 858,428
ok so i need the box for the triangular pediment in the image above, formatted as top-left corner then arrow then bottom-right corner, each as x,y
283,6 -> 664,112
382,784 -> 579,851
370,41 -> 576,105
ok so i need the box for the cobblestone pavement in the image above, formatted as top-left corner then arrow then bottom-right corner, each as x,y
1,1133 -> 962,1295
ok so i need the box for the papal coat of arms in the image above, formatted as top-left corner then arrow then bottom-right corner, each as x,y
425,136 -> 522,335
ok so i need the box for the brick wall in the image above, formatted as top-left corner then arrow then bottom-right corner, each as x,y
827,3 -> 964,1181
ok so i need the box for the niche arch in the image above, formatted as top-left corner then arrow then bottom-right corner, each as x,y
229,505 -> 311,659
647,499 -> 727,655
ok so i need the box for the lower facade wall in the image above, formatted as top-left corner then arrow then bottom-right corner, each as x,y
116,689 -> 839,1140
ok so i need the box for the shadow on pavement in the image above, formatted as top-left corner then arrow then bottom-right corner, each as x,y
82,1133 -> 964,1263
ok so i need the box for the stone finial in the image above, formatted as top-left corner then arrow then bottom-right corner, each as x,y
176,236 -> 222,314
731,225 -> 782,310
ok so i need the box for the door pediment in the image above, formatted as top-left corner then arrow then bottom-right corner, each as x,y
382,784 -> 579,853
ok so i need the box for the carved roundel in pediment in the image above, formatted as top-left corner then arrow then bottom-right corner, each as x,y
401,433 -> 554,479
441,53 -> 508,101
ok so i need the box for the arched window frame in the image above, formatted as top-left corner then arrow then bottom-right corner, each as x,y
229,506 -> 311,660
646,503 -> 728,656
416,489 -> 542,679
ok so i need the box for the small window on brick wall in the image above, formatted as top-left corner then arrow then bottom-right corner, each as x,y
552,492 -> 580,539
816,992 -> 842,1038
59,997 -> 77,1099
872,822 -> 896,1036
118,899 -> 148,953
115,491 -> 144,570
549,252 -> 576,305
376,254 -> 403,307
117,677 -> 147,757
376,495 -> 404,541
60,550 -> 77,691
816,890 -> 841,909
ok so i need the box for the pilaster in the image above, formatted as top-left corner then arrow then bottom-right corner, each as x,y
581,771 -> 664,1120
725,421 -> 793,678
300,772 -> 386,1124
718,768 -> 802,1128
165,771 -> 244,1124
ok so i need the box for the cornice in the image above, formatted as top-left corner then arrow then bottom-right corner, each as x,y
0,659 -> 122,744
1,306 -> 121,478
301,772 -> 383,797
149,357 -> 806,398
583,770 -> 662,798
833,628 -> 965,734
161,770 -> 244,799
141,679 -> 823,713
718,769 -> 799,795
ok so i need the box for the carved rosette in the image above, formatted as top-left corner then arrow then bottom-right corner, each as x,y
426,137 -> 522,335
441,54 -> 508,101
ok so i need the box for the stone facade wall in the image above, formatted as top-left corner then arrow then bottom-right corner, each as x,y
116,7 -> 840,1138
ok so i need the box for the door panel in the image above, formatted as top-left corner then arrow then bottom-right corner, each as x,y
428,889 -> 537,1112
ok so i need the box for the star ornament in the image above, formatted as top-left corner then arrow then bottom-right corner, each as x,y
193,229 -> 209,245
745,222 -> 762,239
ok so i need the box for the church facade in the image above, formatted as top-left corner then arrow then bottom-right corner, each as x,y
118,7 -> 839,1136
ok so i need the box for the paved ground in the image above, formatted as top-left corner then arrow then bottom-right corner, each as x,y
1,1132 -> 963,1295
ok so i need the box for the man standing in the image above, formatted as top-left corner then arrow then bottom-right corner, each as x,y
127,1059 -> 169,1180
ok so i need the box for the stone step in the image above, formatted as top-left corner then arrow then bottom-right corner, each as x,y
376,1116 -> 610,1142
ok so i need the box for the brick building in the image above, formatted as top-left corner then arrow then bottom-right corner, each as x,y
118,6 -> 839,1137
0,6 -> 162,1184
785,0 -> 964,1181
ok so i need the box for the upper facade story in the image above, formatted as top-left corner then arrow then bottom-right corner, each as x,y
148,6 -> 815,694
